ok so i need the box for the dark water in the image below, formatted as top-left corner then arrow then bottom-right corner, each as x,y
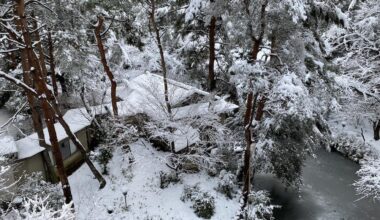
255,149 -> 380,220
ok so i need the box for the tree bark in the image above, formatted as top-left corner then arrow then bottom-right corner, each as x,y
31,12 -> 48,81
41,96 -> 73,204
49,101 -> 106,189
149,0 -> 172,117
251,0 -> 268,61
48,31 -> 59,96
27,43 -> 107,188
240,86 -> 254,217
10,23 -> 45,147
94,16 -> 118,117
255,96 -> 267,121
208,15 -> 216,91
149,0 -> 175,152
373,120 -> 380,141
14,0 -> 73,204
56,73 -> 67,93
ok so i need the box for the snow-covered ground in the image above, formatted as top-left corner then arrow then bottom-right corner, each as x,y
328,114 -> 380,201
329,114 -> 380,158
69,140 -> 239,219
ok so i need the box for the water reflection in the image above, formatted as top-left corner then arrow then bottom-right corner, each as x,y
255,149 -> 379,220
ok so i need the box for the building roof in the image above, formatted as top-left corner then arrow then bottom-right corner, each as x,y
15,72 -> 238,159
15,109 -> 93,160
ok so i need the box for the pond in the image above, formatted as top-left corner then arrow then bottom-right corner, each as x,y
255,149 -> 380,220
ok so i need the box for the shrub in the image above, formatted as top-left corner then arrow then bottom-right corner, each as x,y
238,190 -> 278,220
95,148 -> 113,175
159,171 -> 180,189
216,170 -> 236,199
181,184 -> 215,219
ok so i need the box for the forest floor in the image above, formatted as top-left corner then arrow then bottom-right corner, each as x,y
69,139 -> 239,220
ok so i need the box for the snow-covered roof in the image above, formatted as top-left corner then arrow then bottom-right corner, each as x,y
15,73 -> 238,159
173,99 -> 238,120
15,139 -> 45,160
0,135 -> 17,156
120,72 -> 238,119
115,72 -> 219,104
15,108 -> 94,160
173,125 -> 200,152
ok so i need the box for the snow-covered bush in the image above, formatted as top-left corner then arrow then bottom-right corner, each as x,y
243,190 -> 278,220
216,170 -> 236,199
181,184 -> 215,219
331,134 -> 370,162
159,171 -> 181,189
94,147 -> 113,175
145,119 -> 178,152
100,115 -> 143,146
16,173 -> 63,210
11,196 -> 74,220
354,157 -> 380,201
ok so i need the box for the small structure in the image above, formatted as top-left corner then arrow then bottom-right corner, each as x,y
14,108 -> 93,182
0,73 -> 239,199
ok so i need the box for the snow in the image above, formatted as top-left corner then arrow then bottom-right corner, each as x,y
113,72 -> 238,120
16,139 -> 45,160
329,114 -> 380,156
15,72 -> 237,159
173,125 -> 200,152
173,99 -> 238,120
328,113 -> 380,201
15,108 -> 93,160
127,72 -> 210,106
335,6 -> 349,28
0,135 -> 17,156
69,140 -> 239,219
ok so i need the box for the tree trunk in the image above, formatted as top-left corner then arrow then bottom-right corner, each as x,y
11,31 -> 45,147
251,0 -> 268,61
269,34 -> 277,63
149,0 -> 175,152
48,31 -> 59,96
240,87 -> 254,217
255,96 -> 267,121
149,0 -> 172,117
373,120 -> 380,141
28,37 -> 107,188
41,97 -> 73,204
208,15 -> 216,91
94,16 -> 118,117
31,12 -> 48,81
14,0 -> 73,204
49,101 -> 106,189
252,39 -> 261,61
0,70 -> 107,190
56,74 -> 67,93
